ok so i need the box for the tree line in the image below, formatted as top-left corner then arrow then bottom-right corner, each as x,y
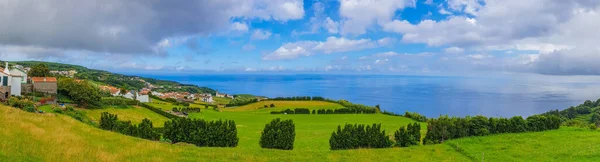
100,97 -> 139,107
171,107 -> 201,113
329,123 -> 393,150
99,112 -> 160,140
269,96 -> 326,101
163,118 -> 238,147
270,108 -> 377,115
423,115 -> 561,144
382,111 -> 428,122
139,103 -> 180,119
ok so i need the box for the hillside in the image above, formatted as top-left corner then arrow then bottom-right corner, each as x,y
7,61 -> 215,94
2,104 -> 600,161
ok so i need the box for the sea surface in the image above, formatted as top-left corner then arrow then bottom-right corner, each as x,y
143,74 -> 600,117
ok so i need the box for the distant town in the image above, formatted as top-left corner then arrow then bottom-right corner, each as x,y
0,61 -> 237,106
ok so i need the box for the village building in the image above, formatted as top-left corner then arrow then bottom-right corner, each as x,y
198,93 -> 213,103
216,91 -> 234,99
30,77 -> 58,94
0,62 -> 23,99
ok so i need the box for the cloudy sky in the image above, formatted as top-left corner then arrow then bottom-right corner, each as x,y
1,0 -> 599,75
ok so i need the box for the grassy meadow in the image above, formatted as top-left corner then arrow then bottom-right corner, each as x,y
81,106 -> 170,127
3,100 -> 600,161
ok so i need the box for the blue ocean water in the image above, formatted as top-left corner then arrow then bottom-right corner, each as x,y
145,74 -> 600,117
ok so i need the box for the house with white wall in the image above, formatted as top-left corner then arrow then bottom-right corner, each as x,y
0,62 -> 22,98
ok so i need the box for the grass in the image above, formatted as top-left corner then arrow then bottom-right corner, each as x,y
3,100 -> 600,161
80,106 -> 170,127
213,97 -> 232,105
445,127 -> 600,161
225,101 -> 344,113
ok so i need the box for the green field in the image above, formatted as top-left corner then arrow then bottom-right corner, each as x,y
3,100 -> 600,161
81,106 -> 170,127
225,101 -> 345,112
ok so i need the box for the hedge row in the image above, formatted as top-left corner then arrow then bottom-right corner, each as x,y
260,118 -> 295,150
172,107 -> 201,113
314,108 -> 376,114
139,103 -> 180,119
99,112 -> 160,140
382,111 -> 428,122
423,115 -> 561,144
394,123 -> 421,147
270,108 -> 310,114
163,118 -> 239,147
101,97 -> 139,107
270,108 -> 377,115
329,123 -> 393,150
269,96 -> 326,101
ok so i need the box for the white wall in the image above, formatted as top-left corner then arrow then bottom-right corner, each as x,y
10,76 -> 21,96
137,95 -> 150,103
9,69 -> 27,84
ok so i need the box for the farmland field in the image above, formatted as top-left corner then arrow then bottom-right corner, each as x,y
2,102 -> 600,161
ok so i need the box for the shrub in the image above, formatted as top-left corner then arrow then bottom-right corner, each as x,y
329,123 -> 392,150
394,123 -> 421,147
404,112 -> 427,122
590,124 -> 597,130
423,115 -> 561,145
101,97 -> 139,107
163,118 -> 238,147
99,112 -> 160,140
7,97 -> 35,109
260,118 -> 295,150
139,103 -> 180,119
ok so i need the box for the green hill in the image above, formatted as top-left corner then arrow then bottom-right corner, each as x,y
3,102 -> 600,161
7,60 -> 215,94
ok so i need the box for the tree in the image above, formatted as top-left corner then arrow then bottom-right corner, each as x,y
260,118 -> 295,150
28,63 -> 51,77
58,78 -> 102,108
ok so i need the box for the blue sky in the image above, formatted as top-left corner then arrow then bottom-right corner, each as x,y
1,0 -> 600,76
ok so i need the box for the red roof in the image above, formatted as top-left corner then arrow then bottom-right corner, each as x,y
31,77 -> 57,83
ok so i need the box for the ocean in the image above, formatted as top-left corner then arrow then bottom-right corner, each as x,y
142,74 -> 600,117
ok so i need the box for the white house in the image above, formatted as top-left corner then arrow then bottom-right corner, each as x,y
9,67 -> 27,84
0,62 -> 22,97
137,90 -> 150,103
198,93 -> 213,103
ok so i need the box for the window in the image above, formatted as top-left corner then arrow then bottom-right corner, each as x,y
2,76 -> 7,86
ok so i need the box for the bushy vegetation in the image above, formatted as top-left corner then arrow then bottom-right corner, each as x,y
139,103 -> 180,119
163,118 -> 238,147
540,99 -> 600,128
315,108 -> 376,114
99,112 -> 160,140
270,96 -> 326,101
100,97 -> 139,107
382,111 -> 428,122
394,123 -> 421,147
27,63 -> 51,77
171,107 -> 201,113
260,118 -> 295,150
58,78 -> 102,108
226,96 -> 258,107
423,115 -> 561,144
329,123 -> 393,150
7,97 -> 35,112
270,108 -> 310,114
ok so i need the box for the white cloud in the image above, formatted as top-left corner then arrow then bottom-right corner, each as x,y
339,0 -> 415,35
444,46 -> 465,54
251,30 -> 272,40
263,36 -> 389,60
230,22 -> 249,32
0,0 -> 305,55
324,17 -> 340,34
